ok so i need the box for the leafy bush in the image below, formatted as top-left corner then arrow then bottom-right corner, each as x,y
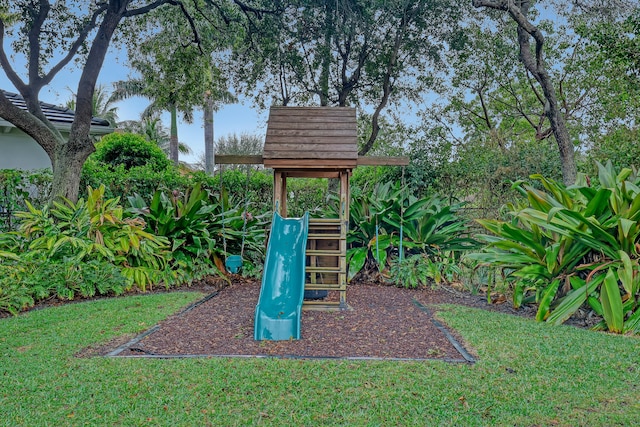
0,258 -> 127,315
340,181 -> 476,285
389,254 -> 457,289
0,169 -> 51,231
128,183 -> 267,277
81,160 -> 189,201
469,162 -> 640,334
93,132 -> 171,171
12,185 -> 169,290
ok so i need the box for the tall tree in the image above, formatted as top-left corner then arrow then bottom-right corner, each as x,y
472,0 -> 578,185
0,0 -> 263,201
0,1 -> 192,201
113,4 -> 236,167
230,0 -> 460,155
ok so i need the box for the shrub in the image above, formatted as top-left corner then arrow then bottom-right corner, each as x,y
93,132 -> 171,171
469,161 -> 640,334
338,181 -> 477,284
81,159 -> 189,201
0,258 -> 126,315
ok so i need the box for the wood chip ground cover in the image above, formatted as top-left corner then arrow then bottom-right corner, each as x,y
111,281 -> 479,360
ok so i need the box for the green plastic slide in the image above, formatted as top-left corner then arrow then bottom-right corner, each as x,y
254,211 -> 309,340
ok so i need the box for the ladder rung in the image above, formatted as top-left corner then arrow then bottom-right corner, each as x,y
308,233 -> 342,239
305,283 -> 344,290
306,266 -> 344,274
303,300 -> 342,306
302,301 -> 346,311
309,227 -> 341,233
306,249 -> 342,256
309,218 -> 341,224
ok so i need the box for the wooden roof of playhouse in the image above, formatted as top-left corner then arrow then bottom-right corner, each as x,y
214,106 -> 408,168
263,106 -> 358,170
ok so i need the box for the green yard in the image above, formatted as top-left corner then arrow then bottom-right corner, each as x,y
1,291 -> 637,426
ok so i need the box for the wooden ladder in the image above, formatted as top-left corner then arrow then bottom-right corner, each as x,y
304,217 -> 348,310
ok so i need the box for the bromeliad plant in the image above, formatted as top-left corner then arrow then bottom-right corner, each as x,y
128,183 -> 218,280
128,184 -> 266,277
469,161 -> 640,334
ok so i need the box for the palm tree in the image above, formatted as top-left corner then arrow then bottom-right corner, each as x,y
117,115 -> 192,156
109,79 -> 194,166
203,82 -> 236,175
65,84 -> 119,127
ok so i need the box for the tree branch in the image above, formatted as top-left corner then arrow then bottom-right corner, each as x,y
0,91 -> 59,156
41,3 -> 109,89
27,0 -> 50,90
0,20 -> 28,93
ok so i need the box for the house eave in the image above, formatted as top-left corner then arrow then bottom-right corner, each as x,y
0,119 -> 113,136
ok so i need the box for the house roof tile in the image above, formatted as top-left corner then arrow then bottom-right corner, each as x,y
1,89 -> 111,127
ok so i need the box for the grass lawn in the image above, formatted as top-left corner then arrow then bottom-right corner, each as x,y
0,291 -> 638,426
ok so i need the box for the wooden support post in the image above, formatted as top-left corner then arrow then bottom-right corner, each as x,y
273,171 -> 283,215
281,174 -> 288,217
339,170 -> 350,308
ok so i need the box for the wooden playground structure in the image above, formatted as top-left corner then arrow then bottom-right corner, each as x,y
216,106 -> 408,310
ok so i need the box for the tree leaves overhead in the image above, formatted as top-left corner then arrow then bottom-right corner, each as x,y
231,0 -> 459,108
227,0 -> 460,154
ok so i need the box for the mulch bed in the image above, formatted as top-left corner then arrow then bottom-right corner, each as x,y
106,278 -> 510,361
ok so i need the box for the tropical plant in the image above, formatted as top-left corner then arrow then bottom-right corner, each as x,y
469,161 -> 640,334
0,185 -> 175,314
389,254 -> 462,289
343,181 -> 476,283
128,183 -> 218,275
128,183 -> 266,277
13,185 -> 170,291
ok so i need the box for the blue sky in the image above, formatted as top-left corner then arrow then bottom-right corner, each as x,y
1,47 -> 265,164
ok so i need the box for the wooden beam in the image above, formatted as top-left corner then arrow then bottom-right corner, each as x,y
264,159 -> 358,169
215,155 -> 263,164
357,156 -> 410,166
263,150 -> 357,159
282,171 -> 341,179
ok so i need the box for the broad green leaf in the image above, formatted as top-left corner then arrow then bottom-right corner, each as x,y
545,243 -> 561,275
583,188 -> 612,218
618,218 -> 635,239
546,275 -> 603,325
587,296 -> 603,316
601,269 -> 624,333
597,161 -> 616,189
347,247 -> 367,281
536,279 -> 560,321
617,250 -> 635,296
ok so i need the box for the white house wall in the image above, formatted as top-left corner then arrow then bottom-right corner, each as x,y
0,129 -> 52,170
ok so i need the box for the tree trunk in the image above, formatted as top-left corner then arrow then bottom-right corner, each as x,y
472,0 -> 577,185
359,7 -> 408,156
319,1 -> 334,106
50,141 -> 94,202
169,103 -> 179,166
204,95 -> 215,175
